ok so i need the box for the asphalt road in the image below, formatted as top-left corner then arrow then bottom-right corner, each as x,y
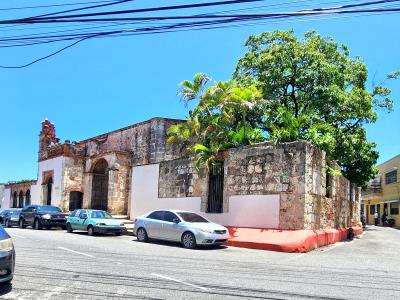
0,225 -> 399,300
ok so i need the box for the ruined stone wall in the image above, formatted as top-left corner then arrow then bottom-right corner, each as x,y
83,121 -> 151,165
82,152 -> 131,215
305,152 -> 354,230
81,118 -> 183,167
225,141 -> 308,230
158,158 -> 202,198
60,157 -> 84,212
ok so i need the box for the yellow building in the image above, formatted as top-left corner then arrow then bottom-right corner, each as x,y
362,154 -> 400,226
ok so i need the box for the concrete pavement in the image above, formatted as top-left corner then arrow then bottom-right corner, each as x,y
0,225 -> 399,299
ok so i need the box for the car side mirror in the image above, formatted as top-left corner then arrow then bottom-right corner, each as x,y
173,218 -> 180,224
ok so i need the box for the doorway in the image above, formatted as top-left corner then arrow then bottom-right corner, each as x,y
91,159 -> 109,211
46,177 -> 53,205
69,192 -> 83,211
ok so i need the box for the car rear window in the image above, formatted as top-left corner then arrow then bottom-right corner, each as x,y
37,206 -> 62,213
177,212 -> 208,223
90,211 -> 112,219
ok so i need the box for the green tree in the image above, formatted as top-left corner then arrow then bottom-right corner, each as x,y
168,75 -> 265,169
233,30 -> 397,188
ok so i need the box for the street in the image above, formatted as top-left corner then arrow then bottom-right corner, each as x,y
0,226 -> 399,300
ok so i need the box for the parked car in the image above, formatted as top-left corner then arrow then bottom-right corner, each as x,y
134,210 -> 230,249
0,209 -> 19,224
3,211 -> 21,228
19,205 -> 68,230
66,209 -> 126,236
0,225 -> 15,285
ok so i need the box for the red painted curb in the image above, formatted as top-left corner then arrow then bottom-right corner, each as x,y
226,225 -> 363,253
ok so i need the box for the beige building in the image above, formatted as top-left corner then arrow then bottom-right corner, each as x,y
362,154 -> 400,226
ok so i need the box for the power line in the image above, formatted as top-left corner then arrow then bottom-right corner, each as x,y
31,0 -> 135,19
12,0 -> 269,23
0,1 -> 118,11
0,0 -> 399,68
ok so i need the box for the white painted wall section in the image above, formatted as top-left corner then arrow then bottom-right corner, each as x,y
36,156 -> 64,207
2,188 -> 11,208
131,164 -> 280,228
30,184 -> 42,205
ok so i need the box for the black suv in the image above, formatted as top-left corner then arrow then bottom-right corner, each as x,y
19,205 -> 68,230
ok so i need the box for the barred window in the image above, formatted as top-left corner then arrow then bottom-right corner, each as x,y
385,170 -> 397,185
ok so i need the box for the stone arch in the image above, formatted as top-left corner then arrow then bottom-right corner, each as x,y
12,191 -> 18,208
18,190 -> 24,208
25,189 -> 31,206
91,159 -> 109,211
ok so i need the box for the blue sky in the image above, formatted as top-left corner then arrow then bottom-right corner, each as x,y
0,1 -> 399,182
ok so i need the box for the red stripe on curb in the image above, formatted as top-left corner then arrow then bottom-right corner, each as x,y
225,225 -> 363,253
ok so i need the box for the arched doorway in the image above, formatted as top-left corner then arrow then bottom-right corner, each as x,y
18,191 -> 24,208
12,192 -> 17,208
91,159 -> 109,211
69,191 -> 83,211
46,177 -> 53,205
25,190 -> 31,206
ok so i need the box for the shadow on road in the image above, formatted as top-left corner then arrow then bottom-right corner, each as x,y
132,238 -> 228,250
0,283 -> 12,296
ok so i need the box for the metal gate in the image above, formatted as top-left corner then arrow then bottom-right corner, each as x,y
69,191 -> 83,211
207,163 -> 224,213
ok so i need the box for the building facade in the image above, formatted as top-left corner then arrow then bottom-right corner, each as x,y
2,118 -> 361,230
362,155 -> 400,226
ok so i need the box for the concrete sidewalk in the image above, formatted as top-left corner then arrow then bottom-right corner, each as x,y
226,225 -> 363,253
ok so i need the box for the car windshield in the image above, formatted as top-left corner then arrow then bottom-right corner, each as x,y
177,212 -> 209,223
37,206 -> 61,213
9,211 -> 20,216
90,211 -> 113,219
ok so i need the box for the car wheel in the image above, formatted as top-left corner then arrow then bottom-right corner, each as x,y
5,220 -> 10,228
34,219 -> 42,230
115,232 -> 121,236
18,219 -> 26,229
87,225 -> 95,236
136,227 -> 148,242
181,232 -> 196,249
66,223 -> 73,233
61,225 -> 67,230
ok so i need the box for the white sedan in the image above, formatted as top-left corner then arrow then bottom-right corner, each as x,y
133,210 -> 230,249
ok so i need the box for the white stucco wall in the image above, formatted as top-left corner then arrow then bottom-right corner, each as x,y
34,156 -> 65,207
30,184 -> 42,205
131,164 -> 280,228
2,188 -> 10,209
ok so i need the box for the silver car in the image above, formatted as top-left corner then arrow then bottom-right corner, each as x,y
133,210 -> 230,249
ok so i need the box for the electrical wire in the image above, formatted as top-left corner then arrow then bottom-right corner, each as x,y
0,0 -> 398,68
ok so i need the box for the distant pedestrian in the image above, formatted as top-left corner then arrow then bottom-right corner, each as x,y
374,211 -> 379,226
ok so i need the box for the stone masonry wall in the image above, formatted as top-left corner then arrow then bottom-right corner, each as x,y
60,157 -> 84,212
225,141 -> 308,230
156,141 -> 360,230
158,158 -> 202,198
304,147 -> 355,230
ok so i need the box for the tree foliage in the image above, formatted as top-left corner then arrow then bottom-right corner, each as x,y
233,30 -> 396,188
169,30 -> 397,188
